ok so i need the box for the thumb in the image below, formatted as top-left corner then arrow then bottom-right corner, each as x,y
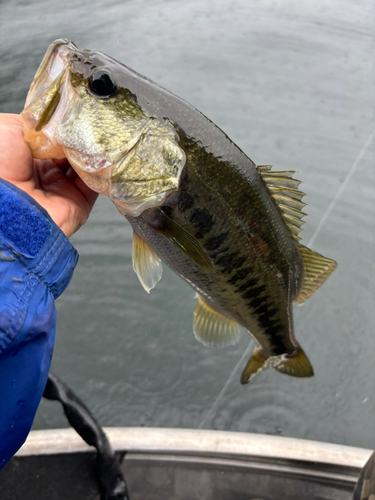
0,114 -> 34,183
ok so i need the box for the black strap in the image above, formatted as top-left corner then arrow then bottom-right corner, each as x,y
43,372 -> 129,500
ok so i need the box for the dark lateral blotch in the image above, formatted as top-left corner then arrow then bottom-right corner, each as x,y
228,267 -> 253,285
178,190 -> 196,212
249,297 -> 266,309
237,278 -> 258,293
242,285 -> 266,300
189,208 -> 215,234
216,252 -> 238,274
206,231 -> 229,251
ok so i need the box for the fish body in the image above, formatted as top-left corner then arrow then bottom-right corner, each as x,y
21,40 -> 337,383
127,150 -> 301,354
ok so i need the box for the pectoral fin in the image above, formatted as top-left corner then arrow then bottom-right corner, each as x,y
193,295 -> 241,347
132,231 -> 163,293
156,210 -> 215,274
295,244 -> 337,305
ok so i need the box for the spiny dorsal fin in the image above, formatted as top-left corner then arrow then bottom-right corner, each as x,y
257,165 -> 307,242
295,244 -> 337,305
132,231 -> 163,293
193,295 -> 241,347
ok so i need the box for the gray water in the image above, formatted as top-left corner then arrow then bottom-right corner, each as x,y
0,0 -> 374,449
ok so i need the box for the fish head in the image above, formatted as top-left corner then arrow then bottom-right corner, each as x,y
21,39 -> 186,216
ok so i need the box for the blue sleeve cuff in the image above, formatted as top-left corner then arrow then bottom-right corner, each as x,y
0,178 -> 79,353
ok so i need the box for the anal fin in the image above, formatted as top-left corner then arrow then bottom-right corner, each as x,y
193,295 -> 241,347
295,244 -> 337,305
132,231 -> 163,293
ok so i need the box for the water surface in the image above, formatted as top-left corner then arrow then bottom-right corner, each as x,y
0,0 -> 374,449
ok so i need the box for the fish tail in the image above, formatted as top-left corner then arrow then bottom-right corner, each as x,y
273,345 -> 314,378
241,348 -> 270,384
241,345 -> 314,384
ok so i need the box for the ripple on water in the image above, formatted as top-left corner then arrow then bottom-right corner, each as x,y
127,353 -> 183,396
202,376 -> 313,438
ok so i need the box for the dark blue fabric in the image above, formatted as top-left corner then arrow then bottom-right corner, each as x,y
0,181 -> 52,257
0,179 -> 79,471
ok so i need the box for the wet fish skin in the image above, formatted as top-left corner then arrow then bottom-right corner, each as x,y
21,40 -> 337,383
127,130 -> 301,358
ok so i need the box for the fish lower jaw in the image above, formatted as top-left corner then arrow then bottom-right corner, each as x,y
23,126 -> 66,160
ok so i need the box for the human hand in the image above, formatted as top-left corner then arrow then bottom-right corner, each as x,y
0,113 -> 98,238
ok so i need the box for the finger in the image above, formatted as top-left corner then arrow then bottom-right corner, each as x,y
49,160 -> 77,179
34,159 -> 82,203
52,158 -> 69,167
65,166 -> 78,181
74,176 -> 99,211
52,160 -> 71,175
50,159 -> 78,182
0,114 -> 34,183
35,158 -> 98,215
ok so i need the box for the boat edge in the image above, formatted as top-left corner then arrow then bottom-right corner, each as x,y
16,427 -> 372,469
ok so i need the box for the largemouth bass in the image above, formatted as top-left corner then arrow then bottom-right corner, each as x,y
21,39 -> 337,383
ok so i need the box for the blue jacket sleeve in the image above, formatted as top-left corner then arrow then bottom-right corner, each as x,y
0,179 -> 78,470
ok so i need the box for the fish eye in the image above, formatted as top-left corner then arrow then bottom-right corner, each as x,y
88,70 -> 115,98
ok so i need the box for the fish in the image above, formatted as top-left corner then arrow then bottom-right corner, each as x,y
21,39 -> 337,384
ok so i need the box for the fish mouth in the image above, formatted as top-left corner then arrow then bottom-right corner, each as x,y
25,39 -> 77,107
21,39 -> 77,160
21,40 -> 186,217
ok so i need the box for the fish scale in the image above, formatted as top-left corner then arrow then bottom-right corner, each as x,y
21,39 -> 337,384
128,145 -> 298,361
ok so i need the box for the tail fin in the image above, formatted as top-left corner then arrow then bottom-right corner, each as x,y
241,346 -> 314,384
274,346 -> 314,378
241,348 -> 270,384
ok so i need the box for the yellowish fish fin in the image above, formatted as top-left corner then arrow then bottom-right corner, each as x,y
157,210 -> 215,274
257,166 -> 337,301
241,347 -> 269,384
295,244 -> 337,305
241,345 -> 314,384
193,295 -> 241,347
257,165 -> 307,242
274,346 -> 314,378
132,231 -> 163,293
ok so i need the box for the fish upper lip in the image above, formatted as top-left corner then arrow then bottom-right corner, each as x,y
25,39 -> 75,107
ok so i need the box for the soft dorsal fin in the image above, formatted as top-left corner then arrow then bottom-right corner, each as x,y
132,231 -> 163,293
294,244 -> 337,305
156,210 -> 215,274
257,165 -> 307,242
193,295 -> 241,347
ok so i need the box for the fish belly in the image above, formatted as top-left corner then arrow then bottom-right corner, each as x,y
127,159 -> 301,358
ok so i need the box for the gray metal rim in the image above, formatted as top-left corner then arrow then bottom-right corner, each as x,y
17,427 -> 372,469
